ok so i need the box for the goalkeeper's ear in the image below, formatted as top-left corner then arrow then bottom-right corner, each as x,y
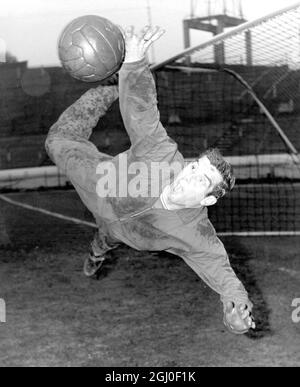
200,195 -> 217,207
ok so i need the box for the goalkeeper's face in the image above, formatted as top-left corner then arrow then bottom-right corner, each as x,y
166,156 -> 223,209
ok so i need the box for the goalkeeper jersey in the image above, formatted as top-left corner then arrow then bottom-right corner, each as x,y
46,57 -> 250,308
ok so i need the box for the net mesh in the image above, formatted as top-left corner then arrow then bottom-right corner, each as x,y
153,4 -> 300,234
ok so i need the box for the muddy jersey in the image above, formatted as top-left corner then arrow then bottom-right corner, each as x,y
46,58 -> 250,308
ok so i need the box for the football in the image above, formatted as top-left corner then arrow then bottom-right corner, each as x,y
58,15 -> 125,82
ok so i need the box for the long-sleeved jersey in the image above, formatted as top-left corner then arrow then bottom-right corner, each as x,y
46,57 -> 250,308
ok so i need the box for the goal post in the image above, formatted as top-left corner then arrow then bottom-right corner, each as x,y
151,3 -> 300,236
151,2 -> 300,72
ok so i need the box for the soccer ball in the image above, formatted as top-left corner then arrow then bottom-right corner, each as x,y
58,15 -> 125,82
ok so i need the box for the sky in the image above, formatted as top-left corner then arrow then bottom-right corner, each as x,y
0,0 -> 299,67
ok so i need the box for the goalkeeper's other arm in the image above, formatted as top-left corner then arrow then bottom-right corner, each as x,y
223,301 -> 256,335
179,248 -> 256,335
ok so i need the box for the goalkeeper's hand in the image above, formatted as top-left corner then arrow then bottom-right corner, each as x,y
223,301 -> 255,335
122,25 -> 165,63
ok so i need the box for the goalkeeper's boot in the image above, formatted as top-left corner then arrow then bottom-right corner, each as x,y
84,231 -> 121,278
83,251 -> 107,278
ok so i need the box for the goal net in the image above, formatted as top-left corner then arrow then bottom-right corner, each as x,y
151,3 -> 300,236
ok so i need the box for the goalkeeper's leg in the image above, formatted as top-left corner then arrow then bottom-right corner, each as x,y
83,229 -> 121,278
45,84 -> 120,276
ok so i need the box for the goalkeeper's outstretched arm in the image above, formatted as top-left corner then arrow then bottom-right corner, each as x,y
119,26 -> 168,148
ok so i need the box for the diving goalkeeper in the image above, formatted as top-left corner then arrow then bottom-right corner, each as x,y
45,26 -> 255,335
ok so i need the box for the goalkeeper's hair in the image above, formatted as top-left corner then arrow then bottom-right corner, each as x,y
200,148 -> 236,200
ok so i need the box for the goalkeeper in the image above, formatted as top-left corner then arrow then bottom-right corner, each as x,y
45,26 -> 255,335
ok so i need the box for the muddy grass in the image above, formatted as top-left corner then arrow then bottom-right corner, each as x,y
0,191 -> 299,367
